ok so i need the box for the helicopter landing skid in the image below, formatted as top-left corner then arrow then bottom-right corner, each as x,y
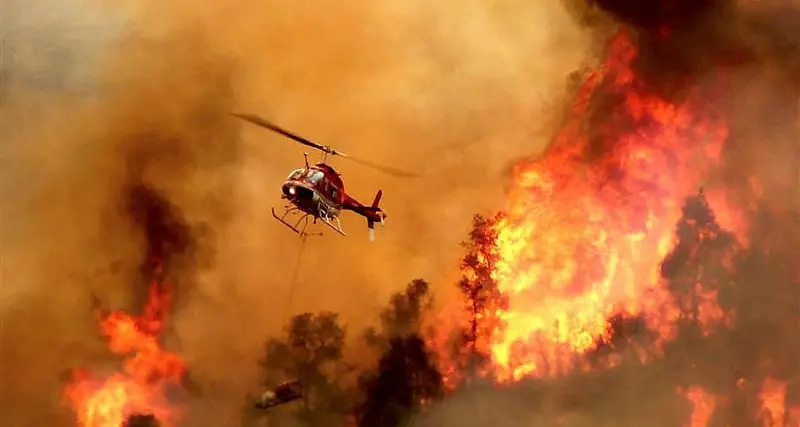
319,215 -> 346,237
271,207 -> 323,238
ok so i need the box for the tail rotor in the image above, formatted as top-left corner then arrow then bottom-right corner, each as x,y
367,190 -> 385,242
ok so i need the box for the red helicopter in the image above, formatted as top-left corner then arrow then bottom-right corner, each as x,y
232,113 -> 417,241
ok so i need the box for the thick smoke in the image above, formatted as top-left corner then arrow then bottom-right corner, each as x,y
0,0 -> 592,425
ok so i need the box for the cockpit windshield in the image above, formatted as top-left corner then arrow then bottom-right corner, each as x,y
304,170 -> 325,184
287,169 -> 306,181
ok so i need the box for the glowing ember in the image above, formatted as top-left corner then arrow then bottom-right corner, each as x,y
64,278 -> 186,427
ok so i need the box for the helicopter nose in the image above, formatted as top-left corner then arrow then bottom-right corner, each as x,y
282,183 -> 313,200
282,183 -> 297,198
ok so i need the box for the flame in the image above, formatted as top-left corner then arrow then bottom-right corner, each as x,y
681,386 -> 718,427
434,23 -> 800,427
479,30 -> 742,381
64,276 -> 186,427
757,377 -> 800,427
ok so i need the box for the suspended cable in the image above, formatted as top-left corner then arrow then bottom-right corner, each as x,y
280,234 -> 308,327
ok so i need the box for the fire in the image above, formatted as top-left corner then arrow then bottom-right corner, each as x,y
681,386 -> 718,427
64,274 -> 186,427
481,30 -> 740,381
437,19 -> 800,427
757,377 -> 800,427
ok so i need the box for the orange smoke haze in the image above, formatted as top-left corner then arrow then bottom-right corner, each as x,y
0,0 -> 593,425
2,0 -> 798,426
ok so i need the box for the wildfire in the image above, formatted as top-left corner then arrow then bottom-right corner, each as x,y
64,274 -> 186,427
681,386 -> 718,427
436,18 -> 800,426
480,30 -> 737,381
758,377 -> 798,427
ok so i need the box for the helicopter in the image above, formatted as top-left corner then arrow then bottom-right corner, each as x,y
232,113 -> 417,241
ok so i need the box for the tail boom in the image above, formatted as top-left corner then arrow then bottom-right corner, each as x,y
346,190 -> 386,242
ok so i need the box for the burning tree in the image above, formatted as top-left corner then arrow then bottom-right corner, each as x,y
456,214 -> 509,375
446,23 -> 746,383
63,185 -> 195,427
660,189 -> 740,339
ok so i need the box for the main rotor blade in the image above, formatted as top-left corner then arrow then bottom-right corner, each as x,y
340,154 -> 420,178
233,112 -> 419,177
232,113 -> 332,154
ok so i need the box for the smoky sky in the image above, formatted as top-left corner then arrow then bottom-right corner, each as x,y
0,0 -> 594,425
2,0 -> 796,426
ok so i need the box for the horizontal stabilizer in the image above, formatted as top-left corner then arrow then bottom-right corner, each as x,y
371,190 -> 383,208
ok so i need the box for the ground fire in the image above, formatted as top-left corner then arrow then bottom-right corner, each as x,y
63,263 -> 187,427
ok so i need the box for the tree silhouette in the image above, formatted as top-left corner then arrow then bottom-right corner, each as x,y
356,280 -> 444,427
660,188 -> 740,338
257,312 -> 351,426
355,336 -> 444,427
457,213 -> 509,371
363,279 -> 433,350
658,191 -> 800,425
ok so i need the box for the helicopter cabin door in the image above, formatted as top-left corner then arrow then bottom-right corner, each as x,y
324,179 -> 342,204
322,179 -> 336,203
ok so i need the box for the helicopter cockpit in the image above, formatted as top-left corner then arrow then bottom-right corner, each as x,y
286,168 -> 306,181
304,170 -> 325,184
286,169 -> 325,185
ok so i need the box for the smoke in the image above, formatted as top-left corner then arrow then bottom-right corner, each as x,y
0,0 -> 594,425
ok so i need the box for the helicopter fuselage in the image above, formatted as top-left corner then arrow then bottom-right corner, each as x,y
280,164 -> 345,217
232,112 -> 397,240
273,162 -> 386,239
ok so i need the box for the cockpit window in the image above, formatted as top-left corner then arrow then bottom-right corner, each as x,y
287,169 -> 305,181
304,170 -> 325,184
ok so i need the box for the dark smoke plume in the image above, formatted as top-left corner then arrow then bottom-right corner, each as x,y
124,184 -> 196,278
590,0 -> 728,31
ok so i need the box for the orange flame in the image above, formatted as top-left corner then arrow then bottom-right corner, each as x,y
757,377 -> 800,427
482,30 -> 742,381
680,386 -> 718,427
64,280 -> 186,427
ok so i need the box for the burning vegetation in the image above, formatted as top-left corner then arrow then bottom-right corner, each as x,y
60,1 -> 799,427
62,184 -> 197,427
